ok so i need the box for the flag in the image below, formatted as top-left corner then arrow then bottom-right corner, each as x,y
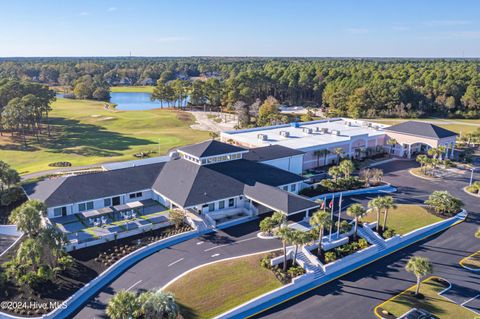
320,201 -> 325,209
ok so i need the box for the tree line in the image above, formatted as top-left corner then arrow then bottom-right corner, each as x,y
0,57 -> 479,118
0,79 -> 55,146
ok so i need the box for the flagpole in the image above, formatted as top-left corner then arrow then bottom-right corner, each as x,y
329,194 -> 335,241
336,192 -> 343,238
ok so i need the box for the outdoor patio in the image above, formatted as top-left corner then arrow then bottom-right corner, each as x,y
50,200 -> 171,245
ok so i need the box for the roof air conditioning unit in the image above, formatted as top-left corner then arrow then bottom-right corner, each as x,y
279,131 -> 290,137
257,133 -> 268,141
302,127 -> 313,134
332,130 -> 340,136
321,128 -> 329,134
345,121 -> 352,126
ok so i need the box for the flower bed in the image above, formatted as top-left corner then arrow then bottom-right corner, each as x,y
260,252 -> 305,284
310,237 -> 370,264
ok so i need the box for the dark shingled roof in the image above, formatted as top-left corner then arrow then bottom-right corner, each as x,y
244,182 -> 319,215
24,157 -> 306,209
384,121 -> 457,139
24,163 -> 165,208
178,140 -> 246,158
243,145 -> 304,162
152,159 -> 245,207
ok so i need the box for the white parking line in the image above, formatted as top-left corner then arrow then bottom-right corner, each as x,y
196,241 -> 204,245
126,280 -> 142,291
203,237 -> 258,252
461,293 -> 480,306
211,253 -> 220,258
168,258 -> 184,267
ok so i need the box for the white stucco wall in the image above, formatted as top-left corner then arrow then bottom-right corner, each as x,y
261,155 -> 304,175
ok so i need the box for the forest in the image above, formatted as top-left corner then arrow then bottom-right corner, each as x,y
0,57 -> 479,119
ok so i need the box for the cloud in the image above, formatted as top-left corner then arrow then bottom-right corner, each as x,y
79,11 -> 90,16
154,36 -> 191,43
107,7 -> 117,12
423,20 -> 470,27
346,28 -> 369,34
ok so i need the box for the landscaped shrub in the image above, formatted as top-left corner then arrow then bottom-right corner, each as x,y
324,251 -> 337,263
260,256 -> 271,269
287,265 -> 305,278
383,228 -> 397,239
48,161 -> 72,167
336,220 -> 352,234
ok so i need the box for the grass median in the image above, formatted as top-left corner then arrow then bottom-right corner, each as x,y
362,204 -> 443,235
165,253 -> 283,319
375,277 -> 477,319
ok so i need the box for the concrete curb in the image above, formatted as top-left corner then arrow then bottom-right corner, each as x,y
462,186 -> 480,198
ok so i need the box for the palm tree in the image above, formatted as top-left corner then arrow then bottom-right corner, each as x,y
328,166 -> 342,182
314,149 -> 330,167
9,200 -> 43,237
437,145 -> 447,160
416,154 -> 428,173
276,226 -> 294,271
424,191 -> 463,216
381,196 -> 397,232
309,210 -> 332,258
106,290 -> 140,319
138,290 -> 179,319
368,197 -> 383,233
290,230 -> 312,266
333,147 -> 344,164
346,204 -> 366,239
427,147 -> 441,159
339,159 -> 354,178
405,256 -> 432,296
386,138 -> 397,157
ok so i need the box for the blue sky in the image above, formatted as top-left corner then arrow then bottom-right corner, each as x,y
1,0 -> 479,57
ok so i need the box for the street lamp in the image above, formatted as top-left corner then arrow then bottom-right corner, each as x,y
469,167 -> 477,186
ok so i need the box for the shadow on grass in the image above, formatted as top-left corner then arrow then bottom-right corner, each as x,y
36,117 -> 155,157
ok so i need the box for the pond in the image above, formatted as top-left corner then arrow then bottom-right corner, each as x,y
56,92 -> 189,111
110,92 -> 189,111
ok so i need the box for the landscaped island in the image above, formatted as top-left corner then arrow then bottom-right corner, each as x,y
164,253 -> 283,319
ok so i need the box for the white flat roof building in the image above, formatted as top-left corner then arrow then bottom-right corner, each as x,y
221,118 -> 389,170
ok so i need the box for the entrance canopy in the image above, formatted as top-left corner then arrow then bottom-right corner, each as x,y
244,182 -> 319,215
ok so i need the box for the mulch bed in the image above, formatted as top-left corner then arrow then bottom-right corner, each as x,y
0,223 -> 192,317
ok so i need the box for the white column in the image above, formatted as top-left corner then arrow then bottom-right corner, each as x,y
407,144 -> 412,159
450,142 -> 455,158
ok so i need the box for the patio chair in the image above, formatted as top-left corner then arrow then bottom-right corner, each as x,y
89,218 -> 94,226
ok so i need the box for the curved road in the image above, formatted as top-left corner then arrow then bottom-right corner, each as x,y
73,160 -> 480,319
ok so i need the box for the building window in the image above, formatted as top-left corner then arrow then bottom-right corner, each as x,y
129,192 -> 143,199
208,203 -> 215,211
219,200 -> 225,209
53,207 -> 66,217
104,198 -> 112,207
228,198 -> 235,207
78,203 -> 86,212
291,184 -> 296,192
86,201 -> 94,210
283,186 -> 288,191
79,201 -> 94,211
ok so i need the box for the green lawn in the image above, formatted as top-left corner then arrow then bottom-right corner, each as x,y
0,98 -> 209,175
165,253 -> 283,319
362,204 -> 442,235
375,277 -> 476,319
110,86 -> 155,93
